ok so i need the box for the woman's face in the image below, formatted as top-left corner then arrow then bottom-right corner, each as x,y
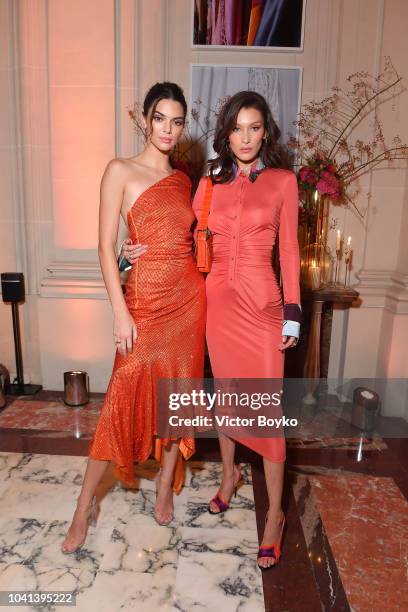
143,98 -> 185,152
228,106 -> 266,165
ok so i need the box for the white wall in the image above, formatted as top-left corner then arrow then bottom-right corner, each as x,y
0,0 -> 407,409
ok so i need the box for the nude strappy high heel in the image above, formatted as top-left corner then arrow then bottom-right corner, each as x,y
61,496 -> 99,554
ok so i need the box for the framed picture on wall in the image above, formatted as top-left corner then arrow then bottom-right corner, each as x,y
192,0 -> 306,51
189,63 -> 302,164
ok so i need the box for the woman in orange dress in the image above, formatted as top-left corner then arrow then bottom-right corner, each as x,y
61,82 -> 206,553
192,91 -> 301,569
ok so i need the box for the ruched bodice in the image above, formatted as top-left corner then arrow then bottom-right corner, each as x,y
197,168 -> 300,300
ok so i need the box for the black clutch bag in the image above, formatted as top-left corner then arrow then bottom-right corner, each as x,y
117,240 -> 132,272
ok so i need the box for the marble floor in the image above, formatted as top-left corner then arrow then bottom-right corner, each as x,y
0,453 -> 263,611
1,393 -> 408,611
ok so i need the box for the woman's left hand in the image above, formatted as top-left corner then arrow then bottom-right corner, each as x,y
122,238 -> 148,263
279,335 -> 298,351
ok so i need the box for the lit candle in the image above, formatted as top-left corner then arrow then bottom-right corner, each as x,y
308,259 -> 321,289
314,189 -> 318,202
336,230 -> 341,251
344,242 -> 353,287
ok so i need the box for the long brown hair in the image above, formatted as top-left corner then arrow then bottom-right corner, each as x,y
208,91 -> 292,183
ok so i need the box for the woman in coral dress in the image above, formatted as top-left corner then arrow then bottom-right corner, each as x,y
61,82 -> 205,553
192,91 -> 301,569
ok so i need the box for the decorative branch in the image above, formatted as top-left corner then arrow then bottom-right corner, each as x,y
328,75 -> 402,160
293,57 -> 408,219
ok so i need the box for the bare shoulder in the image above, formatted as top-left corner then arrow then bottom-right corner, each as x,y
110,156 -> 163,184
101,158 -> 128,182
101,158 -> 138,194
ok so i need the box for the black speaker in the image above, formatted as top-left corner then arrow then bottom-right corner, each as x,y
1,272 -> 42,396
1,273 -> 25,303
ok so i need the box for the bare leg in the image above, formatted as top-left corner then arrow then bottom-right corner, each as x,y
155,440 -> 180,523
61,458 -> 109,552
258,458 -> 285,568
209,432 -> 239,512
79,458 -> 110,505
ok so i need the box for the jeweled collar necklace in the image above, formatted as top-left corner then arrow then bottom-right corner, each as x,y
234,158 -> 266,183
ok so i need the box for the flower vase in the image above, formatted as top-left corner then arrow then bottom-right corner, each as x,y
299,188 -> 331,289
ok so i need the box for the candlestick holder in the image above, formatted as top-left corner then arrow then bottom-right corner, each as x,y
343,247 -> 352,287
324,238 -> 343,289
334,246 -> 341,285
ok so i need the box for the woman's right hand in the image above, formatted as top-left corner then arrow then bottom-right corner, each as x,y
122,238 -> 148,264
113,308 -> 138,355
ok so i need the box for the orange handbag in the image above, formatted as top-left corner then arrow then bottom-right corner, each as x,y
195,177 -> 213,273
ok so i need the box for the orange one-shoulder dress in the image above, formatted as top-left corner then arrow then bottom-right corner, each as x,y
89,169 -> 206,493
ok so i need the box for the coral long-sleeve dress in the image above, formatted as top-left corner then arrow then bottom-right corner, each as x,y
192,167 -> 300,462
89,170 -> 206,493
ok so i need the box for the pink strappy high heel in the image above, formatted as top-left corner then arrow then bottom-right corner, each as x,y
208,464 -> 243,514
257,513 -> 286,570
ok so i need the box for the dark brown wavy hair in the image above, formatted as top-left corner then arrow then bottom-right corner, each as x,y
208,91 -> 292,183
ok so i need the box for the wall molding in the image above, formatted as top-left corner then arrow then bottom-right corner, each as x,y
114,0 -> 122,157
17,0 -> 140,297
41,262 -> 106,299
354,269 -> 408,314
12,0 -> 59,295
45,262 -> 103,279
31,0 -> 138,293
40,277 -> 107,300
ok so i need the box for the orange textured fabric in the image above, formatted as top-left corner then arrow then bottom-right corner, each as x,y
247,1 -> 264,45
192,168 -> 300,463
89,170 -> 206,493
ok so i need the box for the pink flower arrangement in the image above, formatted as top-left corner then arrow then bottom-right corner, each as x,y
299,166 -> 318,185
290,58 -> 408,218
298,160 -> 342,202
316,170 -> 341,199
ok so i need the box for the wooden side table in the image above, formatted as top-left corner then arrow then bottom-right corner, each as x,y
303,285 -> 359,403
